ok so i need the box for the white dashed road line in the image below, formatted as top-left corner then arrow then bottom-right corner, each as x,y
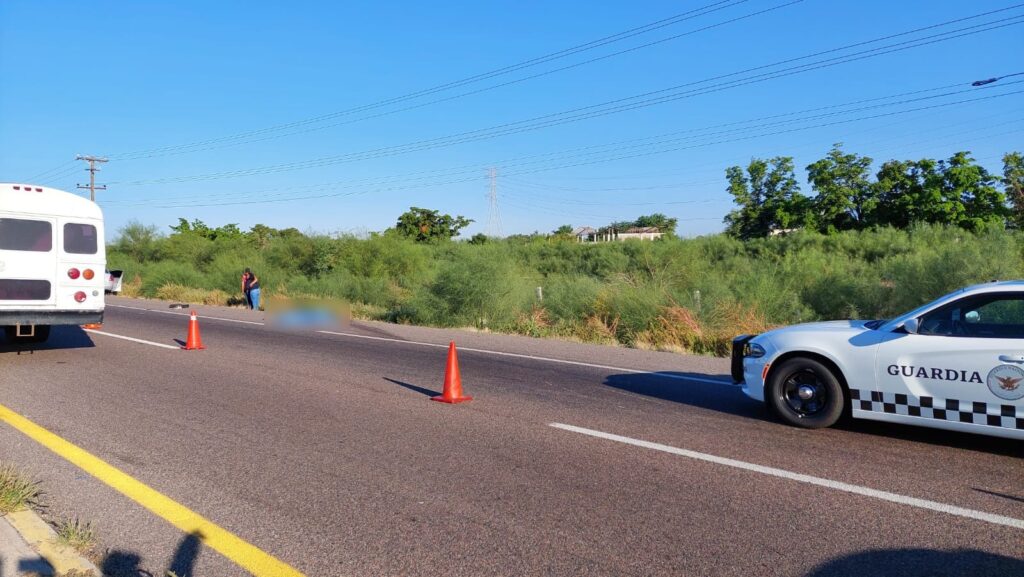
106,304 -> 733,386
317,330 -> 735,386
83,329 -> 180,350
106,304 -> 264,325
551,422 -> 1024,530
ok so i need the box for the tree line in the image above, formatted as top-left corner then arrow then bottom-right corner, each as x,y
724,146 -> 1024,239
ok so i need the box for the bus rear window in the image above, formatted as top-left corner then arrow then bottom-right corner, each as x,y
63,223 -> 97,254
0,279 -> 51,300
0,218 -> 52,252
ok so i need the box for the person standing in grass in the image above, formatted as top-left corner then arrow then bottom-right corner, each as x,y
242,268 -> 261,310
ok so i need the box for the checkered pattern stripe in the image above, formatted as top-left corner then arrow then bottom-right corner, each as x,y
850,389 -> 1024,430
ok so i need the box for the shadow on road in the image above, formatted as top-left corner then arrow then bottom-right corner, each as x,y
605,372 -> 1022,456
384,377 -> 442,397
833,417 -> 1024,457
804,548 -> 1024,576
101,531 -> 203,577
604,371 -> 764,419
0,326 -> 94,354
16,556 -> 53,575
972,487 -> 1024,504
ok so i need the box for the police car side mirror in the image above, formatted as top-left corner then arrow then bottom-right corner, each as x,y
965,310 -> 981,324
903,318 -> 919,334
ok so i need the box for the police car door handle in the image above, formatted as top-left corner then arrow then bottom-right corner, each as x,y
998,354 -> 1024,363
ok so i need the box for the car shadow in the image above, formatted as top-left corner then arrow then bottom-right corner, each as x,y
972,487 -> 1024,504
605,372 -> 1022,457
803,547 -> 1024,576
0,325 -> 95,354
604,372 -> 766,420
834,418 -> 1023,457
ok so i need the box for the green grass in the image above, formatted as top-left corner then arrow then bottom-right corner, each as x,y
0,462 -> 41,513
54,517 -> 97,554
108,224 -> 1024,355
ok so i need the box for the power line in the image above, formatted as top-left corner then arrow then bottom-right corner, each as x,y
26,160 -> 77,182
75,155 -> 108,201
110,1 -> 803,161
111,89 -> 1022,209
39,164 -> 86,187
103,81 -> 1024,208
490,112 -> 1022,187
106,0 -> 763,160
497,91 -> 1023,179
486,168 -> 503,237
111,10 -> 1024,186
499,196 -> 725,221
501,187 -> 730,207
102,78 -> 1002,205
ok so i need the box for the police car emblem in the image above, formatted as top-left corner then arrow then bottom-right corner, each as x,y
986,365 -> 1024,401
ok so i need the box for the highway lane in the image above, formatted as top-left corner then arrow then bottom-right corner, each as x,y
0,300 -> 1021,577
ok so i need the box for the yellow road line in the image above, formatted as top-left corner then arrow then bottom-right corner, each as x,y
0,404 -> 305,577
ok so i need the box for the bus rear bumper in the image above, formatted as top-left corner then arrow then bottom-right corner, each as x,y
0,310 -> 103,326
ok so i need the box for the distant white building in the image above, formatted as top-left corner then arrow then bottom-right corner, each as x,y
617,226 -> 663,241
573,226 -> 599,242
573,225 -> 662,242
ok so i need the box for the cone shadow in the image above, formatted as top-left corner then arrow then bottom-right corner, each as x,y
383,377 -> 441,397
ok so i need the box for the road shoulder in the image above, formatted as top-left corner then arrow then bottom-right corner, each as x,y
2,509 -> 100,576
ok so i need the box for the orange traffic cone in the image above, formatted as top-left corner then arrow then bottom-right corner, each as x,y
182,310 -> 205,350
431,341 -> 472,403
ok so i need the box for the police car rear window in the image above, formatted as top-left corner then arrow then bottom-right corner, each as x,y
63,223 -> 97,254
0,218 -> 52,252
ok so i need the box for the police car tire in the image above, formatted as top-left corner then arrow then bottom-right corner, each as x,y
767,357 -> 844,429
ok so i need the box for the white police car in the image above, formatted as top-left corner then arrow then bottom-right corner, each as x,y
733,281 -> 1024,440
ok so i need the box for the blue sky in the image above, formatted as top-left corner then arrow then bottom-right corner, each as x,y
2,1 -> 1022,240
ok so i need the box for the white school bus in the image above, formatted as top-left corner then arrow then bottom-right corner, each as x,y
0,183 -> 105,343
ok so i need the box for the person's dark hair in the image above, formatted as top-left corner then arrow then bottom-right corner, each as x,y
244,267 -> 252,274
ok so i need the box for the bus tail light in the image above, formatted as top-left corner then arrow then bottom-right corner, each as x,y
74,291 -> 87,303
68,268 -> 81,279
83,269 -> 95,280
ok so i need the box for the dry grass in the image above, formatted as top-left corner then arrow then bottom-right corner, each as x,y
116,273 -> 144,298
568,314 -> 620,345
154,283 -> 231,305
350,301 -> 388,321
507,306 -> 552,337
0,463 -> 41,513
637,302 -> 777,355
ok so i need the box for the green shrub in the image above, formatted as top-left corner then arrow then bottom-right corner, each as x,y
105,223 -> 1024,355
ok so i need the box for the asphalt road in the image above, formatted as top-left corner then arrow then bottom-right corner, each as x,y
0,297 -> 1021,577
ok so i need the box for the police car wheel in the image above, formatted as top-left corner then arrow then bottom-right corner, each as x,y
767,357 -> 844,429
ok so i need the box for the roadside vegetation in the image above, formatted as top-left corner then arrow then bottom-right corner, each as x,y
0,462 -> 41,513
54,517 -> 97,554
108,223 -> 1024,355
107,149 -> 1024,356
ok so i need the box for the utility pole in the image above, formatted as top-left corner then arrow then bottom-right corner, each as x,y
75,155 -> 108,201
486,167 -> 503,237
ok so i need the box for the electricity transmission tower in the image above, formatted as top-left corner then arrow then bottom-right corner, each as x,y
486,167 -> 503,237
75,155 -> 108,201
